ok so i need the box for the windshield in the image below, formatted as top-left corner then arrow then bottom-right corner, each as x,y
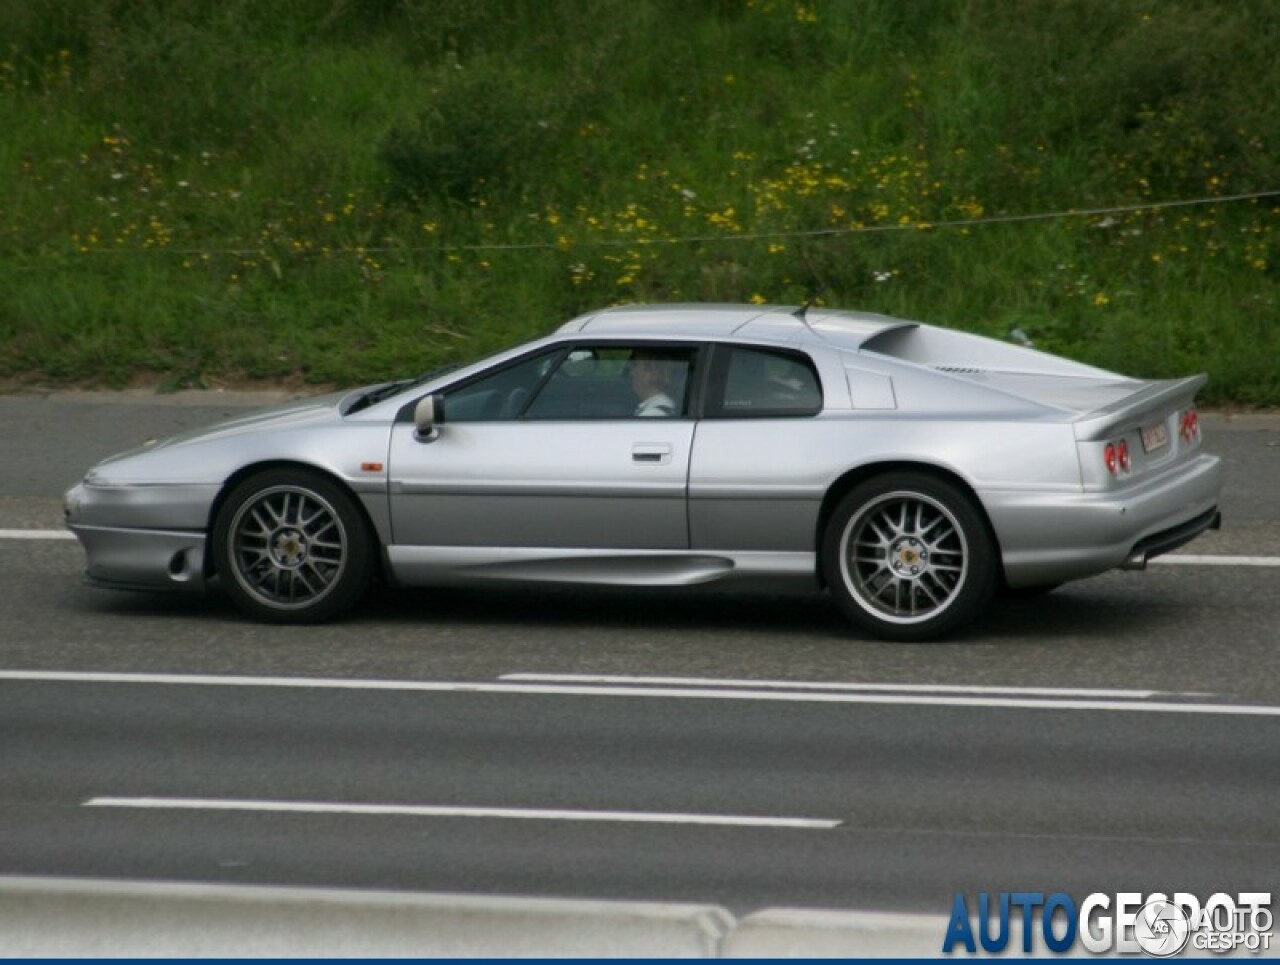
344,362 -> 465,414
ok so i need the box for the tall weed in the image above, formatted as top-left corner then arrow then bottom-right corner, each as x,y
0,0 -> 1275,402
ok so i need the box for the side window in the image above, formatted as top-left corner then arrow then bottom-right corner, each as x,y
706,345 -> 823,418
443,349 -> 562,422
524,345 -> 697,420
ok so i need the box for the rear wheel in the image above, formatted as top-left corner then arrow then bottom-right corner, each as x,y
212,469 -> 373,623
823,473 -> 998,641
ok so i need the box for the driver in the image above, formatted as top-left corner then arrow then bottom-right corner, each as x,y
630,350 -> 678,417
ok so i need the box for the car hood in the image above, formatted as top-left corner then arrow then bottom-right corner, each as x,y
91,390 -> 350,472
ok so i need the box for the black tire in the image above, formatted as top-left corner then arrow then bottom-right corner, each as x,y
212,469 -> 373,623
1000,581 -> 1062,600
822,472 -> 998,641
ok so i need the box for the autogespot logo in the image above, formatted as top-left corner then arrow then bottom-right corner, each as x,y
1134,899 -> 1191,957
942,891 -> 1273,956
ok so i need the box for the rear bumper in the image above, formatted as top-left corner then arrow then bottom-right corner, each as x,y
1121,507 -> 1221,569
985,452 -> 1223,588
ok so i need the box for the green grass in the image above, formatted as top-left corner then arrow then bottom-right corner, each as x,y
1,0 -> 1277,403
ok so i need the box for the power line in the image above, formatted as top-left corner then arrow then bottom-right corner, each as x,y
426,188 -> 1280,253
24,187 -> 1280,258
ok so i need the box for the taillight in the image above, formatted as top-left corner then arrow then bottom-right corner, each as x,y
1180,408 -> 1200,443
1104,439 -> 1130,477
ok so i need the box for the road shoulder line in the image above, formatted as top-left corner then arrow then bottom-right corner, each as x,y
4,670 -> 1280,716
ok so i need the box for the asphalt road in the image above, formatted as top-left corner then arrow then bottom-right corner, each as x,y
1,390 -> 1277,914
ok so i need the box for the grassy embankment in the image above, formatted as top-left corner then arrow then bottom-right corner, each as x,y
1,1 -> 1278,403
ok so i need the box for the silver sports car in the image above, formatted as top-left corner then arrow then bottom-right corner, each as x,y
64,303 -> 1222,641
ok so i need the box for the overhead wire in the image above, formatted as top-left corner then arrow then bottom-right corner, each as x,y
33,187 -> 1280,258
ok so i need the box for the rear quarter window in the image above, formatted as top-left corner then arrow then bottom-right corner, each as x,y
705,345 -> 823,418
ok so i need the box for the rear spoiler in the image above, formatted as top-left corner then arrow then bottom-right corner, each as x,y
1073,374 -> 1207,441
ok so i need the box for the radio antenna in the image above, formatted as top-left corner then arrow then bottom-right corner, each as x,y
793,286 -> 824,327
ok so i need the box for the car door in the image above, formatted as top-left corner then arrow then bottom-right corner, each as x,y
387,342 -> 699,551
688,342 -> 828,552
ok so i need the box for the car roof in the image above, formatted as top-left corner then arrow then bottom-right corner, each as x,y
557,303 -> 916,349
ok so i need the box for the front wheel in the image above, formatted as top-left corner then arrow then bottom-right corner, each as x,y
822,473 -> 998,641
212,469 -> 373,623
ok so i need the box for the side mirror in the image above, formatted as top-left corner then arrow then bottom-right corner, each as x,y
414,393 -> 446,441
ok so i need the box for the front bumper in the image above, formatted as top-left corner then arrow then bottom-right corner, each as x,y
984,452 -> 1223,588
69,523 -> 208,592
64,481 -> 218,593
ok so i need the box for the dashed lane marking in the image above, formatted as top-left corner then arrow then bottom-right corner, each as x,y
84,797 -> 841,829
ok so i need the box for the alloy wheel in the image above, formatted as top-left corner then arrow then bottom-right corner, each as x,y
227,485 -> 348,610
838,490 -> 969,625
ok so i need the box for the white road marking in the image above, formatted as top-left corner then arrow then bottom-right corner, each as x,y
83,797 -> 840,829
0,529 -> 75,541
3,670 -> 1279,716
1151,554 -> 1280,567
500,674 -> 1173,699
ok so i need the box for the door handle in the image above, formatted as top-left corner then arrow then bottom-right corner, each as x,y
632,443 -> 672,465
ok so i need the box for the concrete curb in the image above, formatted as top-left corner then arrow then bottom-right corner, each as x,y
0,874 -> 961,957
723,907 -> 949,958
4,877 -> 1276,958
0,876 -> 734,958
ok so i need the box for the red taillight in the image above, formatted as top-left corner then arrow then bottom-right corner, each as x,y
1180,408 -> 1200,443
1104,439 -> 1130,476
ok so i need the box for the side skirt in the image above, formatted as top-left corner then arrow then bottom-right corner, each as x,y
385,546 -> 817,590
